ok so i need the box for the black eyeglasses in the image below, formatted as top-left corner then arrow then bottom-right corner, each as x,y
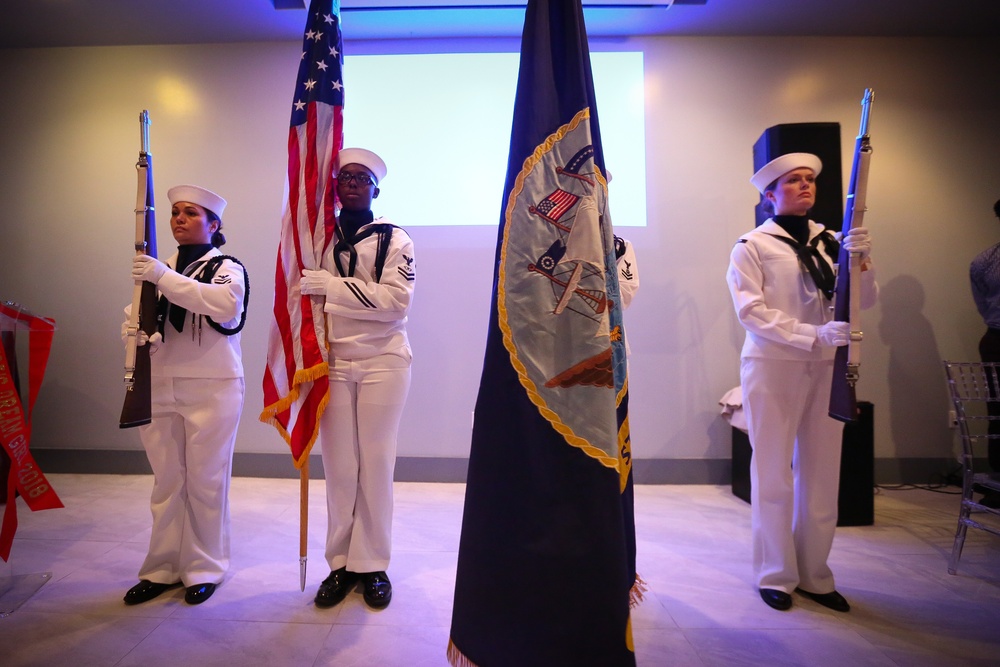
337,172 -> 375,186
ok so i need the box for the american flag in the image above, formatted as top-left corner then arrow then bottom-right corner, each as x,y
534,188 -> 580,222
260,0 -> 344,467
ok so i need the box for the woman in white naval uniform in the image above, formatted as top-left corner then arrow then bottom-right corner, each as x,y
726,153 -> 876,613
300,148 -> 414,610
123,185 -> 247,606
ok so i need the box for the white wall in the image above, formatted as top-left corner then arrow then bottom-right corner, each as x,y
1,36 -> 997,474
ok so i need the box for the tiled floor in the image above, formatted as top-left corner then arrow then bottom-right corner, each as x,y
2,475 -> 999,666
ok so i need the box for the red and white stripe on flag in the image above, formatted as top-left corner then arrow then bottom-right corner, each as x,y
260,0 -> 344,467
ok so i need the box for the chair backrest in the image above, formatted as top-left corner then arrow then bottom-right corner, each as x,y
942,361 -> 1000,459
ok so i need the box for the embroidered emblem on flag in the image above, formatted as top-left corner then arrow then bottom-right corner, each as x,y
558,144 -> 597,183
530,239 -> 566,276
532,189 -> 579,223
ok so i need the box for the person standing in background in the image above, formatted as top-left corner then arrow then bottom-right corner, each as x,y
968,198 -> 1000,509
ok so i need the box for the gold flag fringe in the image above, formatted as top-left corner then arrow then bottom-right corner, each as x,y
629,572 -> 648,609
258,361 -> 330,468
447,639 -> 480,667
448,573 -> 641,665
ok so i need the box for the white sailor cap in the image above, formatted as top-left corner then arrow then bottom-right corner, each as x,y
167,185 -> 228,219
337,147 -> 388,184
750,152 -> 822,194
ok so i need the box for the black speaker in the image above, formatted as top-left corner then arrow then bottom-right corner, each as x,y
752,122 -> 843,231
731,426 -> 753,505
731,401 -> 874,526
838,401 -> 875,526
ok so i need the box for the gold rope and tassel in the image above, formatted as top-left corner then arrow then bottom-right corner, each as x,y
446,639 -> 480,667
629,572 -> 648,609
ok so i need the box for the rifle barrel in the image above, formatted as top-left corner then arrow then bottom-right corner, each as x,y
120,110 -> 157,429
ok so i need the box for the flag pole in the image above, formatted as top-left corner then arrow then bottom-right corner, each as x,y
257,0 -> 341,594
299,461 -> 308,591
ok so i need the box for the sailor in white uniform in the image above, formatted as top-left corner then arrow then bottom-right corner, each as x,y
726,153 -> 876,613
300,148 -> 415,610
124,184 -> 247,606
615,235 -> 639,312
609,172 -> 639,349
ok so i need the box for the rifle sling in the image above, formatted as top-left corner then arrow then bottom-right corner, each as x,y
158,255 -> 249,338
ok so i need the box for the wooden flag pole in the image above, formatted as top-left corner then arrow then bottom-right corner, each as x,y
299,461 -> 308,592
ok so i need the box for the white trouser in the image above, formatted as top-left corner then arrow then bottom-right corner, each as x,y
138,376 -> 244,586
320,353 -> 411,573
741,357 -> 843,594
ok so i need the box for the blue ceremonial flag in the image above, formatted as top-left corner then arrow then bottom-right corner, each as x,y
448,1 -> 638,665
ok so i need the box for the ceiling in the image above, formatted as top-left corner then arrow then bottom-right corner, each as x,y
3,0 -> 999,48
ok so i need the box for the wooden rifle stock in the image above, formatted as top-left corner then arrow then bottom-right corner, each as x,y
829,89 -> 874,423
120,110 -> 158,429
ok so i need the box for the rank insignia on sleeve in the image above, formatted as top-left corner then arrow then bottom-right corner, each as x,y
398,254 -> 415,281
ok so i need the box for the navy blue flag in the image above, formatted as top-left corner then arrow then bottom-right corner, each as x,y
448,1 -> 638,665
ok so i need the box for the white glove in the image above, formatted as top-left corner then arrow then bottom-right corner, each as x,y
842,227 -> 871,262
121,321 -> 162,353
300,269 -> 335,295
132,255 -> 168,284
138,331 -> 163,353
816,321 -> 850,348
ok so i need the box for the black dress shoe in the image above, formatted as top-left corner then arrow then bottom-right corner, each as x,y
361,571 -> 392,608
315,567 -> 358,608
796,588 -> 850,612
759,588 -> 792,611
184,583 -> 217,605
979,491 -> 1000,509
124,580 -> 175,605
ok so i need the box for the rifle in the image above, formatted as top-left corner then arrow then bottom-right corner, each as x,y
120,110 -> 158,429
829,89 -> 874,423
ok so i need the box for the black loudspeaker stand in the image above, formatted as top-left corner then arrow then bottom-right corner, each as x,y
731,401 -> 874,527
752,122 -> 843,230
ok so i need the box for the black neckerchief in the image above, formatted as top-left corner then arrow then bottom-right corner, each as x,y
175,243 -> 213,275
339,208 -> 372,240
765,219 -> 840,300
773,215 -> 810,245
157,244 -> 213,336
333,209 -> 374,278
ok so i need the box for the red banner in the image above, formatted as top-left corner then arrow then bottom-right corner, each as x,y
0,302 -> 62,562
